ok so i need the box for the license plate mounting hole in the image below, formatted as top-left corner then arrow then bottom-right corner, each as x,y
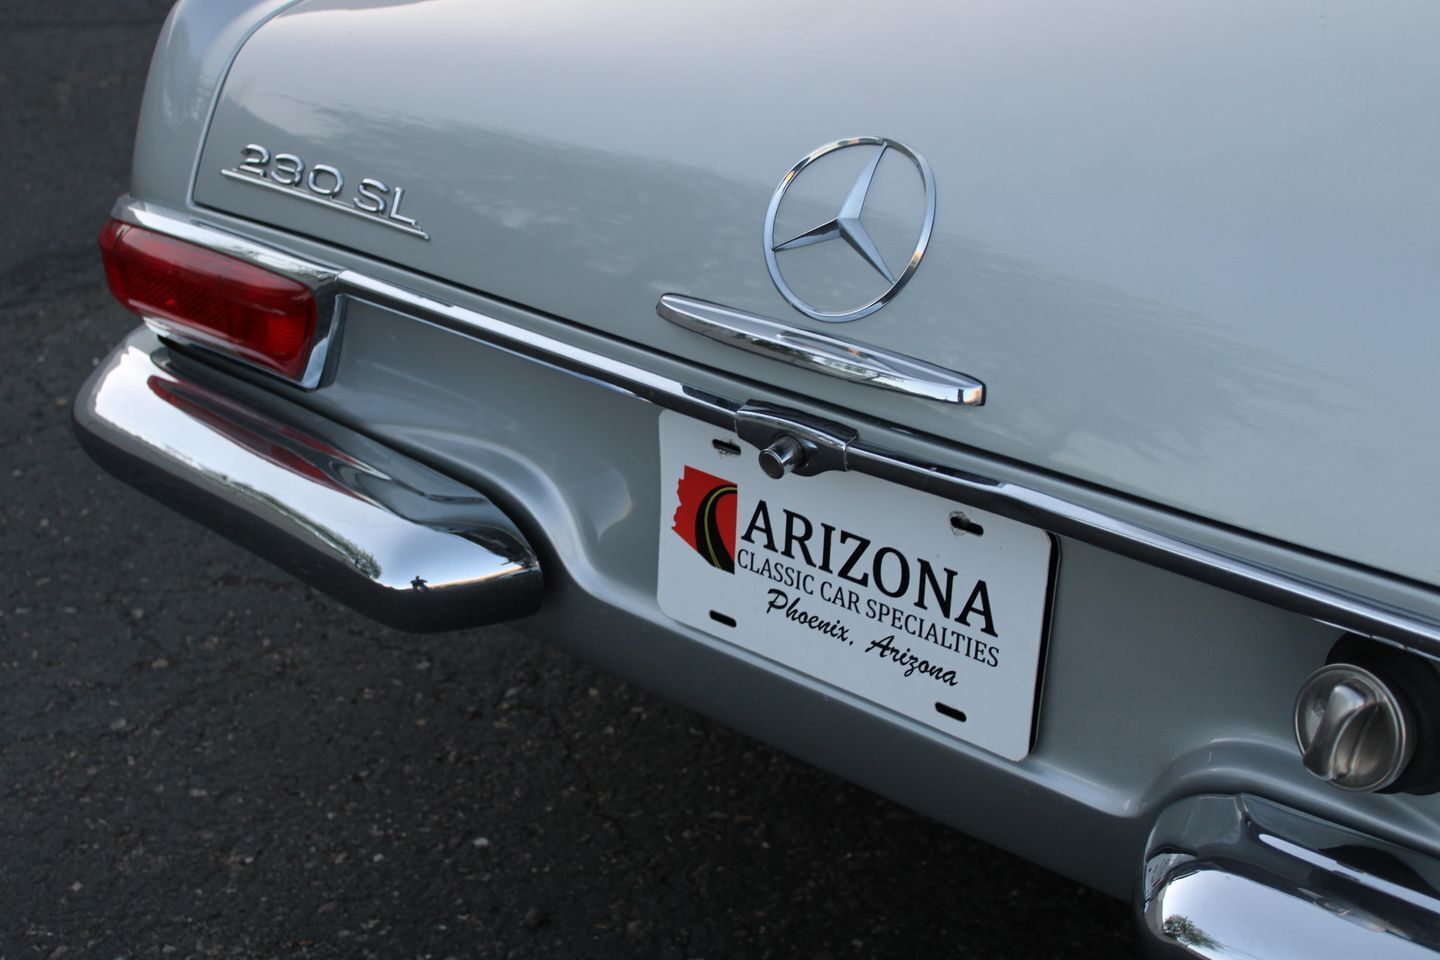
950,512 -> 984,537
935,702 -> 968,723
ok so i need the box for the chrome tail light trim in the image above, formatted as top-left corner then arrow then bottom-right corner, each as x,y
118,200 -> 344,390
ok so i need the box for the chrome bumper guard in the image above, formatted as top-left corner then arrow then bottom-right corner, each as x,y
74,332 -> 542,632
1140,795 -> 1440,958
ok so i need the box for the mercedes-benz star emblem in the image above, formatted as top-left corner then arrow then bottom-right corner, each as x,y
763,136 -> 936,323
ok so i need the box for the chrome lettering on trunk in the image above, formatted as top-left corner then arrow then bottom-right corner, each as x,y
221,143 -> 430,240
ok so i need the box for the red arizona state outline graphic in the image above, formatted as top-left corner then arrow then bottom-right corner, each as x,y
671,466 -> 737,573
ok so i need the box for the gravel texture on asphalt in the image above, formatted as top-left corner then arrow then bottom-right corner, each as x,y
0,2 -> 1137,957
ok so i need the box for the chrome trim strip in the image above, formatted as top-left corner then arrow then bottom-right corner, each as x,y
338,271 -> 741,431
845,440 -> 1440,647
115,199 -> 344,391
1139,795 -> 1440,957
657,293 -> 984,405
74,333 -> 542,632
219,169 -> 432,240
115,200 -> 1440,659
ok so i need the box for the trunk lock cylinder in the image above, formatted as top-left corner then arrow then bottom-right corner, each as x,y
735,402 -> 857,479
758,436 -> 807,478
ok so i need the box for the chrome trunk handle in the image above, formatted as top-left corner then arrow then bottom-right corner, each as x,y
657,294 -> 984,406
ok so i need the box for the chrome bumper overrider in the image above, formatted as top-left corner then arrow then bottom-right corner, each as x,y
74,332 -> 542,632
1140,795 -> 1440,958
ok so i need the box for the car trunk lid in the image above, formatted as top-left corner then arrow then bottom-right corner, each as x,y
193,0 -> 1440,586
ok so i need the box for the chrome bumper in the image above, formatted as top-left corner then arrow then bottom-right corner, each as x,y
1140,795 -> 1440,958
73,331 -> 542,632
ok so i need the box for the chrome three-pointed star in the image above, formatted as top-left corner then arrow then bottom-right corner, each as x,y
770,143 -> 895,284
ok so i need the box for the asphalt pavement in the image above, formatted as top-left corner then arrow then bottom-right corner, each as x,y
0,3 -> 1137,957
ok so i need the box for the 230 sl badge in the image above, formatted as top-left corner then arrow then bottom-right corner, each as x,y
220,143 -> 429,240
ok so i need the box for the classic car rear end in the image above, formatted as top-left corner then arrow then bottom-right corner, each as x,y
76,1 -> 1440,954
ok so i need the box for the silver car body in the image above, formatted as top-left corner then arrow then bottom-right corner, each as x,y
77,1 -> 1440,954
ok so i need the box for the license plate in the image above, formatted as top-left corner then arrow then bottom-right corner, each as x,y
656,411 -> 1055,761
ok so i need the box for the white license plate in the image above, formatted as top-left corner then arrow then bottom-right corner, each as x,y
656,411 -> 1055,761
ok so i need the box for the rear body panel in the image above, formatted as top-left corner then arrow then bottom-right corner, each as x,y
98,0 -> 1440,913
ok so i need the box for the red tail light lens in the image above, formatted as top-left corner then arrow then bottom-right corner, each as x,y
99,218 -> 318,381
